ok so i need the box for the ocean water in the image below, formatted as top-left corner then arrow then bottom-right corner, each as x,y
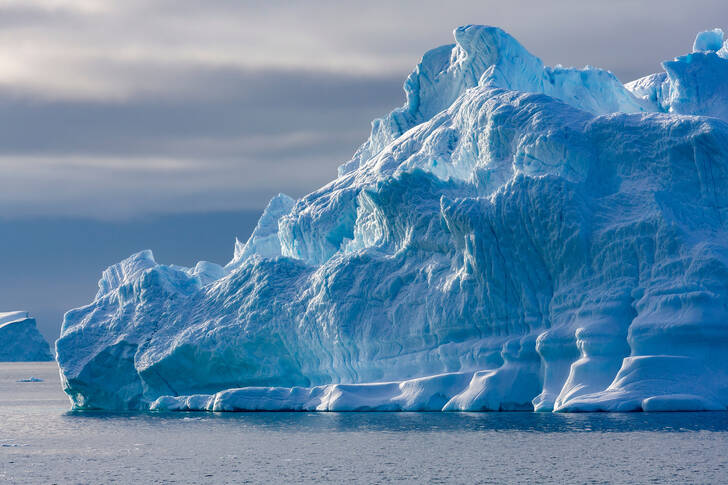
1,363 -> 727,484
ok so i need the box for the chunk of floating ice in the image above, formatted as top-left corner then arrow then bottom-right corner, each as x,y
17,377 -> 44,383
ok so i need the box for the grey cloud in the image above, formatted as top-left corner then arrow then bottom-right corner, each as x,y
0,68 -> 404,155
3,0 -> 727,99
0,151 -> 345,219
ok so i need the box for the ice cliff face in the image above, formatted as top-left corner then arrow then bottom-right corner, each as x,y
57,26 -> 728,412
0,312 -> 53,362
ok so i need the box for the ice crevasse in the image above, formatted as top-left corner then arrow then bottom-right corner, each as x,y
57,26 -> 728,412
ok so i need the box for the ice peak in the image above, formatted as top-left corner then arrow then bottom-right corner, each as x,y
340,24 -> 647,177
453,25 -> 538,74
96,249 -> 157,299
451,24 -> 522,68
693,28 -> 725,53
227,192 -> 295,268
403,25 -> 540,121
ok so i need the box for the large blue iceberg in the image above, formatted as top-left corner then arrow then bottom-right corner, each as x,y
57,26 -> 728,412
1,312 -> 53,362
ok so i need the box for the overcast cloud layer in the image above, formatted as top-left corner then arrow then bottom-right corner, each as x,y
2,0 -> 728,218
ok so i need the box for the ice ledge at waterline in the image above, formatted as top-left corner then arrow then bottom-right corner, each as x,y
57,26 -> 728,412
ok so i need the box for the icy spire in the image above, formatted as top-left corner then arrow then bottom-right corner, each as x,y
693,28 -> 724,52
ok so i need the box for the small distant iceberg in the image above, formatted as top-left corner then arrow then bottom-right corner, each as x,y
16,377 -> 44,383
0,312 -> 53,362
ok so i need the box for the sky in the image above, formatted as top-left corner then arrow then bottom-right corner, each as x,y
1,0 -> 727,342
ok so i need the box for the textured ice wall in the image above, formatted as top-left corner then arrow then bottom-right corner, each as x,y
0,312 -> 53,362
57,26 -> 728,412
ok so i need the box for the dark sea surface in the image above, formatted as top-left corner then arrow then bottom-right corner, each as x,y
1,362 -> 727,484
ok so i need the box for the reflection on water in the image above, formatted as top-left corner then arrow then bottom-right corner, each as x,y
63,408 -> 728,434
2,362 -> 727,484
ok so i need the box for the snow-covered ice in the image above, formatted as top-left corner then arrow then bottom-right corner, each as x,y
0,312 -> 53,362
57,26 -> 728,412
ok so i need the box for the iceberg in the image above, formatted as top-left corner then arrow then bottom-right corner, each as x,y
17,377 -> 44,383
57,26 -> 728,412
0,312 -> 53,362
